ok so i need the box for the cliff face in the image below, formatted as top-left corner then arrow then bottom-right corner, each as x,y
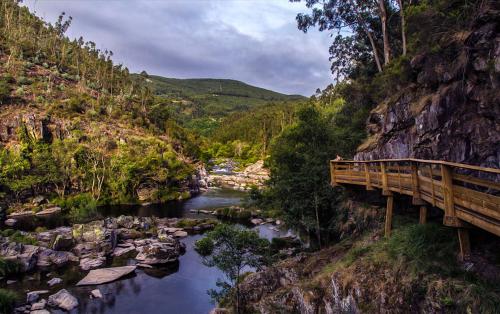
355,6 -> 500,168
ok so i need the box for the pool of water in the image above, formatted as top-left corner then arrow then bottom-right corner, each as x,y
7,189 -> 290,314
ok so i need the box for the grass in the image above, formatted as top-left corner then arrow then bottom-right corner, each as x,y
0,289 -> 16,314
317,218 -> 500,313
0,229 -> 37,245
0,258 -> 19,277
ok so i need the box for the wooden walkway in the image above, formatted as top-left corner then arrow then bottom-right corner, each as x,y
330,159 -> 500,260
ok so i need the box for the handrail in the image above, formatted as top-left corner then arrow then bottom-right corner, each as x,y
330,159 -> 500,239
333,158 -> 500,175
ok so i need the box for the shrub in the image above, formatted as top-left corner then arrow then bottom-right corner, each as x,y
55,193 -> 98,223
0,258 -> 20,277
0,289 -> 16,314
16,76 -> 31,85
0,80 -> 10,104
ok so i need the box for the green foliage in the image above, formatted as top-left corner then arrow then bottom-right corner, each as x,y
0,79 -> 10,104
195,224 -> 270,310
0,229 -> 37,245
0,258 -> 20,277
54,193 -> 98,223
0,289 -> 16,314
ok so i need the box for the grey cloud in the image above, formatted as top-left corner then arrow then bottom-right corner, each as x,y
24,0 -> 333,95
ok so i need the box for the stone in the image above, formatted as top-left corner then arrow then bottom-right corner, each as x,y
250,218 -> 263,225
118,228 -> 143,240
135,239 -> 181,265
4,218 -> 17,227
112,246 -> 135,257
116,216 -> 134,229
30,310 -> 50,314
90,289 -> 103,299
72,221 -> 106,243
76,266 -> 137,286
79,256 -> 105,271
173,230 -> 188,238
35,206 -> 61,216
136,263 -> 153,268
27,291 -> 41,304
48,289 -> 78,311
47,277 -> 62,286
6,280 -> 16,284
32,196 -> 46,205
37,249 -> 78,267
51,233 -> 73,251
276,220 -> 283,225
30,299 -> 46,310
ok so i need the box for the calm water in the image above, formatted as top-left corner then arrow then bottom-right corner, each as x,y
7,189 -> 289,314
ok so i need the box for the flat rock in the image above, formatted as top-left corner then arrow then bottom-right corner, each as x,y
48,289 -> 78,311
250,218 -> 263,225
30,310 -> 50,314
136,263 -> 153,268
47,277 -> 62,286
173,230 -> 188,238
76,266 -> 137,286
35,206 -> 61,216
112,246 -> 135,257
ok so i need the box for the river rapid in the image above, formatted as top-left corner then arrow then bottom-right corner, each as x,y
7,189 -> 291,314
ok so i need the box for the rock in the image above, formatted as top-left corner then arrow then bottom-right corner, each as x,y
276,220 -> 283,225
4,218 -> 17,227
118,228 -> 143,240
79,256 -> 105,271
48,289 -> 78,311
47,277 -> 62,286
30,310 -> 50,314
251,218 -> 263,225
26,291 -> 49,305
6,211 -> 34,219
116,215 -> 134,229
173,230 -> 188,238
76,266 -> 136,286
136,263 -> 153,268
90,289 -> 103,299
37,249 -> 78,267
6,279 -> 16,284
103,217 -> 118,229
32,196 -> 46,205
30,299 -> 46,310
112,246 -> 135,257
135,238 -> 181,265
51,233 -> 73,251
35,206 -> 61,216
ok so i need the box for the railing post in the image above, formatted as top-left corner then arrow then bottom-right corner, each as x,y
380,162 -> 391,196
364,163 -> 373,190
330,162 -> 338,187
385,195 -> 394,237
419,205 -> 427,224
411,161 -> 425,205
441,164 -> 460,227
457,228 -> 471,261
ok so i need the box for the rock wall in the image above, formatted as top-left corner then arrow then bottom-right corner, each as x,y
355,6 -> 500,168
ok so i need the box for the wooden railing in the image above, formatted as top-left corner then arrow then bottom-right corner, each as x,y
330,159 -> 500,259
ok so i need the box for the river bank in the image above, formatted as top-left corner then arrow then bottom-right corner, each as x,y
1,189 -> 294,313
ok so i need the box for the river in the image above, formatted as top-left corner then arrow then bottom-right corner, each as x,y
8,189 -> 291,314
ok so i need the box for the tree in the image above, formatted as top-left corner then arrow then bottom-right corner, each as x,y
268,105 -> 346,247
195,224 -> 270,313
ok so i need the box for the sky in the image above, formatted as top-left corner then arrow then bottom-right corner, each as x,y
23,0 -> 334,96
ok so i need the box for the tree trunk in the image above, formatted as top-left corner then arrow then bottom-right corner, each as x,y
314,192 -> 322,248
350,0 -> 383,72
378,0 -> 391,65
397,0 -> 407,56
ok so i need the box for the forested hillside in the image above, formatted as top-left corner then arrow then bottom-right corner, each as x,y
0,1 -> 201,215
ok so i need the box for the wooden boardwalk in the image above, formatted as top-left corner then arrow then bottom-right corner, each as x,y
330,159 -> 500,260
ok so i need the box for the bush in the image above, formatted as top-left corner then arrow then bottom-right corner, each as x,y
0,229 -> 37,245
0,258 -> 20,277
16,76 -> 32,85
0,289 -> 16,314
55,193 -> 98,223
0,80 -> 10,104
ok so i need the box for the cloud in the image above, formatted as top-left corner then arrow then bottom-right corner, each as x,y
24,0 -> 333,96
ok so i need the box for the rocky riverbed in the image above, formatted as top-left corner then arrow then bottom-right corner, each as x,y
207,160 -> 269,190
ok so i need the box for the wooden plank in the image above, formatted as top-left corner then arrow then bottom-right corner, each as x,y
330,162 -> 338,186
441,164 -> 459,226
457,228 -> 471,261
411,162 -> 425,205
364,163 -> 373,190
419,206 -> 428,224
456,209 -> 500,237
453,173 -> 500,191
381,162 -> 392,196
385,195 -> 394,237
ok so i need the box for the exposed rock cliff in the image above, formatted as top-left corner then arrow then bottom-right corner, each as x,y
355,6 -> 500,168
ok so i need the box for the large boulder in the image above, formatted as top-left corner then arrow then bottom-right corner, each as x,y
72,221 -> 106,243
135,237 -> 181,265
0,242 -> 40,272
79,256 -> 106,271
48,289 -> 78,311
116,216 -> 134,229
37,249 -> 78,267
